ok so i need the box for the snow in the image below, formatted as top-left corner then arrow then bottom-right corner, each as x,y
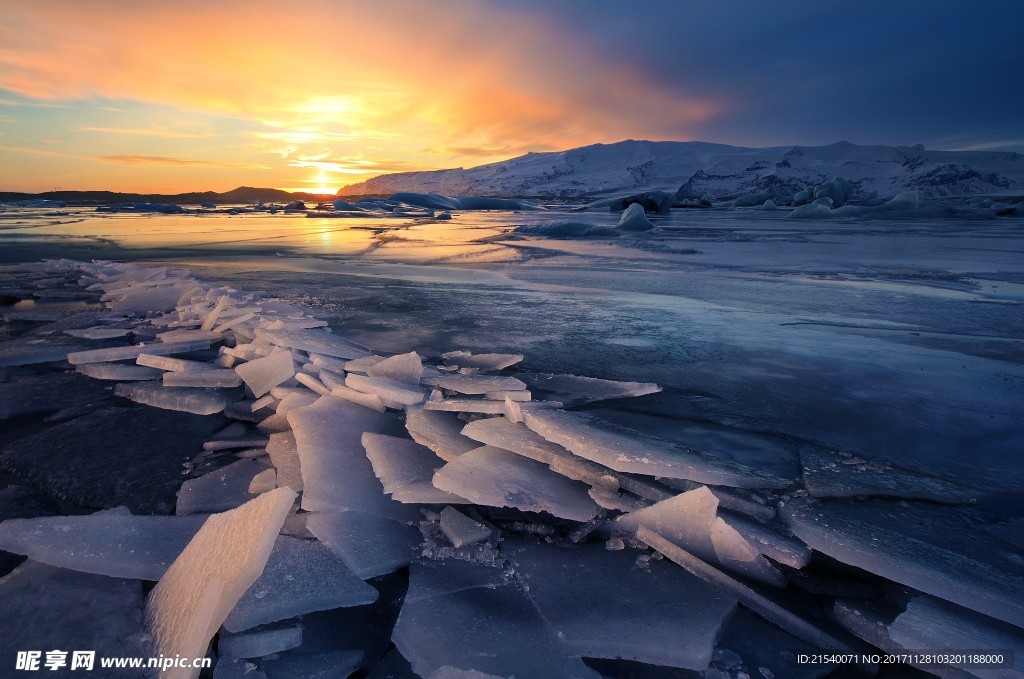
145,488 -> 296,679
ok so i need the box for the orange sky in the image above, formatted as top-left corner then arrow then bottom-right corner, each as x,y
0,0 -> 719,193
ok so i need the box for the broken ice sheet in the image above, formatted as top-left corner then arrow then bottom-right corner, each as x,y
115,382 -> 235,415
0,509 -> 206,580
442,350 -> 523,371
432,374 -> 528,395
506,537 -> 736,669
145,488 -> 296,679
799,443 -> 979,503
235,350 -> 295,398
782,498 -> 1024,628
291,395 -> 418,521
405,407 -> 480,461
223,535 -> 377,633
393,559 -> 600,679
615,487 -> 786,586
307,510 -> 421,579
77,362 -> 163,381
0,561 -> 151,671
255,327 -> 370,360
266,431 -> 303,492
523,409 -> 794,488
67,338 -> 212,364
516,372 -> 661,406
366,351 -> 423,384
439,506 -> 492,548
433,445 -> 601,522
64,326 -> 131,339
262,649 -> 363,679
177,458 -> 272,515
164,369 -> 243,388
345,373 -> 425,406
362,433 -> 469,504
836,595 -> 1024,679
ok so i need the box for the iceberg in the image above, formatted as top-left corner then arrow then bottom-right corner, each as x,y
615,202 -> 655,231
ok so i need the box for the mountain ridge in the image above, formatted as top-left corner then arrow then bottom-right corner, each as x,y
338,139 -> 1024,201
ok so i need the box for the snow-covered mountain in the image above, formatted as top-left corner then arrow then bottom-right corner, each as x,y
339,140 -> 1024,201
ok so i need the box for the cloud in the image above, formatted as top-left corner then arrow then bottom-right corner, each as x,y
0,144 -> 267,169
77,125 -> 214,139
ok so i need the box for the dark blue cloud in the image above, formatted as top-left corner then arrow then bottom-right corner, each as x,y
495,0 -> 1024,150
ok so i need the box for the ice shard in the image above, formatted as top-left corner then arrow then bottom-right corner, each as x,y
176,458 -> 271,515
266,432 -> 303,492
516,373 -> 661,406
68,339 -> 213,365
164,369 -> 243,388
432,375 -> 528,395
223,535 -> 378,632
144,488 -> 296,679
405,407 -> 479,461
439,506 -> 492,548
114,382 -> 234,415
219,625 -> 303,658
433,445 -> 601,522
255,328 -> 370,360
306,510 -> 420,579
366,351 -> 423,384
345,373 -> 425,406
441,350 -> 523,371
235,350 -> 296,398
77,362 -> 163,381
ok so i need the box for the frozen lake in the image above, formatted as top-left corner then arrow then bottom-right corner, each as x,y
3,206 -> 1022,497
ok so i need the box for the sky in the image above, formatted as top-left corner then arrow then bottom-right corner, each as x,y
0,0 -> 1021,193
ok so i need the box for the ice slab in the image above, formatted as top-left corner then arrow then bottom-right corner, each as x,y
439,506 -> 492,548
433,375 -> 528,395
0,561 -> 150,670
77,362 -> 163,381
507,537 -> 736,669
405,407 -> 479,461
346,373 -> 425,406
137,353 -> 219,372
220,625 -> 302,658
367,351 -> 423,384
256,328 -> 370,360
65,326 -> 131,339
362,433 -> 469,504
836,596 -> 1024,679
442,350 -> 523,371
329,385 -> 387,412
340,354 -> 386,373
224,535 -> 377,632
165,369 -> 243,388
68,339 -> 212,364
0,510 -> 206,580
109,284 -> 190,313
393,559 -> 600,679
433,445 -> 601,522
290,396 -> 416,520
615,487 -> 785,586
115,382 -> 233,415
236,351 -> 295,398
800,444 -> 978,503
266,432 -> 303,492
637,527 -> 855,653
307,510 -> 420,579
523,409 -> 792,488
516,373 -> 661,406
782,499 -> 1024,628
145,488 -> 296,679
177,458 -> 270,515
424,398 -> 560,414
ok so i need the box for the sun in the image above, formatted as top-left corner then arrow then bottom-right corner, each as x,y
310,170 -> 338,195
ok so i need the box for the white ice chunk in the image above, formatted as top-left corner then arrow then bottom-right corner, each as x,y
329,384 -> 387,412
523,409 -> 790,488
114,382 -> 233,415
509,537 -> 736,669
109,284 -> 191,313
219,625 -> 302,658
177,459 -> 270,515
164,369 -> 243,388
433,446 -> 601,522
77,362 -> 163,381
235,351 -> 295,398
289,396 -> 417,520
255,327 -> 370,360
362,433 -> 469,504
616,202 -> 655,231
439,506 -> 491,548
405,406 -> 479,461
433,375 -> 527,395
200,295 -> 228,332
306,510 -> 420,579
0,510 -> 205,580
345,373 -> 425,406
223,535 -> 377,633
516,373 -> 661,406
367,351 -> 423,385
137,353 -> 219,372
266,432 -> 303,492
424,399 -> 560,415
616,487 -> 785,586
441,350 -> 523,371
145,488 -> 296,679
68,339 -> 212,365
